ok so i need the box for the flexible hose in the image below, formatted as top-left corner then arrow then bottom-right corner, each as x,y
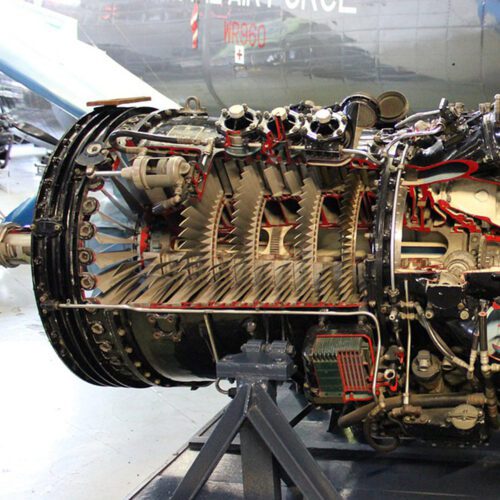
415,303 -> 469,369
415,304 -> 453,357
363,412 -> 401,453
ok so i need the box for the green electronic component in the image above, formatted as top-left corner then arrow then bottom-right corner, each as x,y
305,334 -> 373,404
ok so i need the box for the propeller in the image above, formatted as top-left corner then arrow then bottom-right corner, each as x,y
11,121 -> 58,146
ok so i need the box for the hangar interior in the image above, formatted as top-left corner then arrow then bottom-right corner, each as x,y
1,1 -> 500,499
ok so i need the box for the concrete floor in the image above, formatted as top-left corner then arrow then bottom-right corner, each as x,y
0,145 -> 226,500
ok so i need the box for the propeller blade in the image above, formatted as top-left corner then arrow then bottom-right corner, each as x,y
12,121 -> 58,146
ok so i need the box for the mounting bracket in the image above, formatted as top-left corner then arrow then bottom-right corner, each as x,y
171,340 -> 341,500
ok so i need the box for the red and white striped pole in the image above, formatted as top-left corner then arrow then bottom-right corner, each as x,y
191,0 -> 200,49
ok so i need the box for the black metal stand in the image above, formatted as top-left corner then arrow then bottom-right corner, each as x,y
131,382 -> 500,500
170,340 -> 341,500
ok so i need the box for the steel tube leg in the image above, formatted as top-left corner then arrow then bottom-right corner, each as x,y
240,420 -> 282,500
171,385 -> 250,500
248,384 -> 341,500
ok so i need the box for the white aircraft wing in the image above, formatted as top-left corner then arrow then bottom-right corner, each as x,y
0,0 -> 179,117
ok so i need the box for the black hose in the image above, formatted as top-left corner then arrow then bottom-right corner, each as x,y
428,323 -> 461,360
338,402 -> 377,427
417,310 -> 454,359
338,392 -> 486,428
479,309 -> 488,352
471,328 -> 480,352
416,304 -> 469,369
363,414 -> 401,453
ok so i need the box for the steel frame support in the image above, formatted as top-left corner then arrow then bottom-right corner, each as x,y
171,341 -> 340,500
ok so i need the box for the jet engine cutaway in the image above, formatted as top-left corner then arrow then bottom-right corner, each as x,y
6,93 -> 500,450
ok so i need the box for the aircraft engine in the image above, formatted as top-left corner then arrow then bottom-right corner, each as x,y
11,93 -> 500,450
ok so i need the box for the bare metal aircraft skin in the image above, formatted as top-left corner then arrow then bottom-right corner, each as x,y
40,0 -> 500,112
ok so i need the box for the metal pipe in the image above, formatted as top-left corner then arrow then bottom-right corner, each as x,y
87,169 -> 123,178
403,280 -> 412,407
467,328 -> 480,380
339,147 -> 384,165
389,144 -> 408,291
108,130 -> 216,154
338,392 -> 487,428
385,124 -> 444,151
394,110 -> 440,129
57,302 -> 383,401
203,313 -> 219,362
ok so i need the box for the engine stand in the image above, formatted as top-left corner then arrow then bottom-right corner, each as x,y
170,340 -> 341,500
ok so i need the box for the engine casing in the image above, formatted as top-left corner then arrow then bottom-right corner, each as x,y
30,95 -> 500,449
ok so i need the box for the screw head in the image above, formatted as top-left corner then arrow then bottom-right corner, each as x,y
79,222 -> 96,240
459,310 -> 470,320
80,274 -> 96,290
91,322 -> 104,335
82,197 -> 99,215
153,331 -> 165,340
78,248 -> 94,265
99,341 -> 112,353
